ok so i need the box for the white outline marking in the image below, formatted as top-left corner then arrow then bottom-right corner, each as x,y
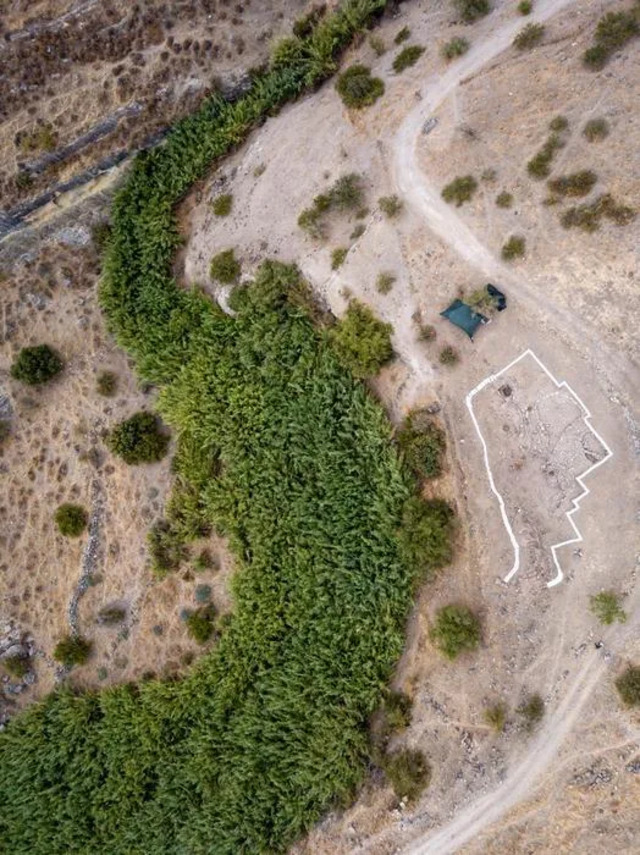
465,350 -> 613,588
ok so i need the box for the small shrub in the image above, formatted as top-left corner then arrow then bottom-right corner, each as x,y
330,174 -> 364,210
517,693 -> 544,729
560,194 -> 636,232
3,655 -> 30,679
383,749 -> 431,802
484,702 -> 507,732
518,0 -> 532,14
194,549 -> 217,572
393,45 -> 425,74
397,410 -> 446,479
335,64 -> 384,109
547,170 -> 597,198
455,0 -> 490,23
496,191 -> 513,208
10,344 -> 63,386
148,519 -> 188,577
211,194 -> 233,216
442,36 -> 470,59
549,115 -> 568,132
616,666 -> 640,706
186,604 -> 216,644
378,195 -> 403,218
441,175 -> 478,206
369,34 -> 386,56
292,5 -> 326,38
481,168 -> 497,183
350,223 -> 366,240
501,235 -> 526,260
590,591 -> 626,625
55,503 -> 88,537
195,583 -> 212,604
399,497 -> 455,580
97,606 -> 127,626
394,26 -> 411,44
53,635 -> 92,668
439,345 -> 459,365
583,118 -> 609,142
96,371 -> 118,397
418,324 -> 436,342
331,247 -> 348,270
210,249 -> 241,284
431,604 -> 481,660
376,272 -> 396,295
107,412 -> 169,465
331,301 -> 393,379
0,421 -> 11,444
384,691 -> 413,731
513,22 -> 545,50
91,222 -> 112,252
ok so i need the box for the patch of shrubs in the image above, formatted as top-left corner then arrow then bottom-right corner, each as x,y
394,26 -> 411,45
495,191 -> 513,208
91,221 -> 112,252
583,9 -> 640,70
299,173 -> 365,239
399,497 -> 455,581
549,115 -> 568,132
583,118 -> 609,142
442,36 -> 470,59
369,34 -> 386,56
590,591 -> 626,625
107,411 -> 169,465
330,300 -> 393,378
518,0 -> 532,14
526,127 -> 567,179
379,194 -> 403,218
382,749 -> 431,802
10,344 -> 63,386
616,665 -> 640,706
393,45 -> 425,73
501,234 -> 526,260
336,64 -> 384,109
455,0 -> 491,23
3,655 -> 30,679
211,194 -> 233,216
560,194 -> 636,232
517,693 -> 544,729
210,248 -> 241,284
431,604 -> 481,660
331,247 -> 348,270
439,345 -> 459,365
53,635 -> 92,668
397,409 -> 446,479
513,22 -> 545,50
186,604 -> 217,644
418,323 -> 436,342
376,272 -> 396,294
484,702 -> 507,732
547,170 -> 597,198
148,518 -> 188,577
55,503 -> 88,537
96,370 -> 118,397
441,175 -> 478,206
97,606 -> 127,626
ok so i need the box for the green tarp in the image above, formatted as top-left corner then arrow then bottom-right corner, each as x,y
440,299 -> 488,339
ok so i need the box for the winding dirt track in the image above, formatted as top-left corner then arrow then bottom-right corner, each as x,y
389,1 -> 640,851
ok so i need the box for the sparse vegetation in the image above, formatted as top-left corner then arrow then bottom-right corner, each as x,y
376,272 -> 396,294
397,410 -> 446,480
583,118 -> 610,141
560,194 -> 636,232
590,591 -> 627,625
148,519 -> 188,577
526,130 -> 566,179
331,247 -> 348,269
335,64 -> 384,109
501,234 -> 526,260
431,604 -> 481,660
616,665 -> 640,706
549,115 -> 568,132
369,34 -> 386,56
513,22 -> 545,49
209,248 -> 241,284
331,300 -> 393,378
439,345 -> 460,365
52,635 -> 92,668
350,223 -> 366,240
96,370 -> 118,397
185,604 -> 217,644
2,655 -> 30,679
442,36 -> 470,59
383,691 -> 413,731
518,0 -> 532,14
394,26 -> 411,44
379,194 -> 403,218
484,702 -> 507,732
418,324 -> 437,342
517,693 -> 545,729
211,193 -> 233,216
107,411 -> 169,465
382,749 -> 431,802
299,173 -> 365,238
441,175 -> 478,206
10,344 -> 63,386
547,170 -> 597,198
455,0 -> 491,23
97,606 -> 127,626
583,9 -> 640,70
393,45 -> 425,73
55,503 -> 88,538
16,122 -> 58,153
496,191 -> 514,208
193,549 -> 216,573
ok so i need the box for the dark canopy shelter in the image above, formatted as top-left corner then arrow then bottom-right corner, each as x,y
440,299 -> 488,339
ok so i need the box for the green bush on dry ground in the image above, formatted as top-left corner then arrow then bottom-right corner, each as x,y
583,9 -> 640,70
517,693 -> 544,729
518,0 -> 532,14
590,591 -> 627,625
336,64 -> 384,108
393,45 -> 425,73
54,503 -> 88,537
513,22 -> 545,49
583,117 -> 609,141
211,194 -> 233,216
496,191 -> 513,208
96,370 -> 118,396
376,272 -> 396,294
382,749 -> 431,801
10,345 -> 63,386
547,170 -> 597,198
431,604 -> 481,659
52,635 -> 92,668
107,411 -> 169,465
209,248 -> 241,283
442,36 -> 470,59
331,247 -> 348,269
484,702 -> 507,732
299,173 -> 365,238
455,0 -> 490,23
616,666 -> 640,706
330,299 -> 393,378
378,194 -> 403,217
441,175 -> 478,206
501,234 -> 526,260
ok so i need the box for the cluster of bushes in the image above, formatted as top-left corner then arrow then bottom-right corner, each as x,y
484,693 -> 544,732
0,5 -> 458,853
397,410 -> 446,480
560,193 -> 636,232
107,411 -> 169,465
526,121 -> 568,179
10,344 -> 63,386
442,175 -> 478,206
547,170 -> 597,198
299,173 -> 365,238
336,63 -> 384,108
330,299 -> 393,378
583,8 -> 640,70
393,45 -> 425,73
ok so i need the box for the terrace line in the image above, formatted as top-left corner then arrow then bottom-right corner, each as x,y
465,349 -> 613,588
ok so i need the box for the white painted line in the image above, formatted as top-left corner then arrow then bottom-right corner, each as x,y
465,350 -> 613,588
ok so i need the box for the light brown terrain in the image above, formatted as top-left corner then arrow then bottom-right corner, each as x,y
2,0 -> 640,852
